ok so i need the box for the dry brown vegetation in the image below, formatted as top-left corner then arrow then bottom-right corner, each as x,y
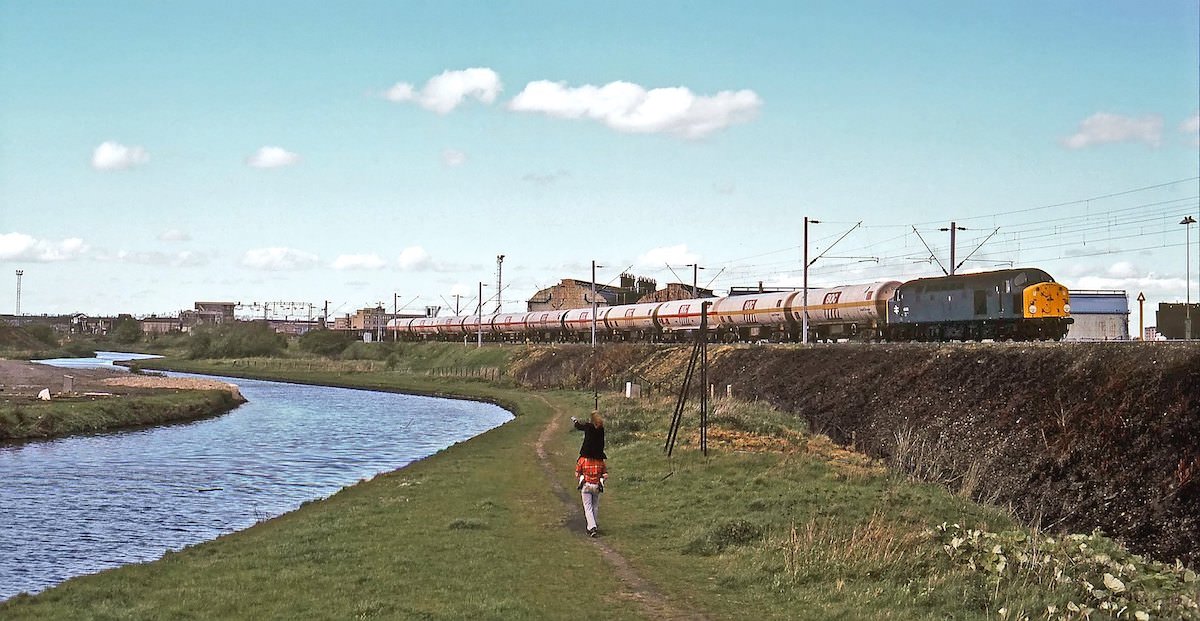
508,341 -> 1200,566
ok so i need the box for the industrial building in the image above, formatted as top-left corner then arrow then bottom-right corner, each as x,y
527,274 -> 656,311
1156,302 -> 1200,340
1065,290 -> 1130,341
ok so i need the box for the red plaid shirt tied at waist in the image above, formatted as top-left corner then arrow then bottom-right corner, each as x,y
575,456 -> 607,484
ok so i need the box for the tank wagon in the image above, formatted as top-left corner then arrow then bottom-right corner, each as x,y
388,267 -> 1072,343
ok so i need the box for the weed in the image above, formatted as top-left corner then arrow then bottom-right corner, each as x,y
448,518 -> 487,530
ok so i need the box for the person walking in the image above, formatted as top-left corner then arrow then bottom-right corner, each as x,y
571,410 -> 607,537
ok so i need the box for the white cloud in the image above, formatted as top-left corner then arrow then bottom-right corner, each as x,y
158,229 -> 191,242
246,146 -> 301,169
0,233 -> 88,262
1106,261 -> 1138,279
98,249 -> 208,267
397,246 -> 432,271
1061,112 -> 1163,149
636,244 -> 700,268
441,148 -> 468,168
713,180 -> 736,195
332,253 -> 387,270
385,68 -> 502,114
91,141 -> 148,171
522,170 -> 570,185
1182,112 -> 1200,146
509,80 -> 762,138
241,247 -> 319,270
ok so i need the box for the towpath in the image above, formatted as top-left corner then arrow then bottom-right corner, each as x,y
533,394 -> 707,621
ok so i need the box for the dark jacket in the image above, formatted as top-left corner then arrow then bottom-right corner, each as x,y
573,420 -> 607,460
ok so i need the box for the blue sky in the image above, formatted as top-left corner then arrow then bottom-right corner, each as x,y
1,1 -> 1198,325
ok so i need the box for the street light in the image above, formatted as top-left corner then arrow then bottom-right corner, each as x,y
1183,216 -> 1197,340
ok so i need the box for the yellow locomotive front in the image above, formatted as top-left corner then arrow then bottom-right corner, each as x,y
1022,281 -> 1073,339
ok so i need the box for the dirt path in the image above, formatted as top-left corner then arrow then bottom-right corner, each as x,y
533,395 -> 707,621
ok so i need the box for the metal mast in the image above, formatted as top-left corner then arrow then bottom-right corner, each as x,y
14,270 -> 23,323
496,255 -> 505,314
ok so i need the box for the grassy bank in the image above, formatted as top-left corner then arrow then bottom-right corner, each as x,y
0,389 -> 243,441
3,356 -> 1196,620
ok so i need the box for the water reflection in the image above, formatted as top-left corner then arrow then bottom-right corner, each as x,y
0,358 -> 511,600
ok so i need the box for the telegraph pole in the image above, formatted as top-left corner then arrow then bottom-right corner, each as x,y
393,293 -> 399,342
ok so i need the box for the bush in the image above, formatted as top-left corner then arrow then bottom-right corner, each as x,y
684,519 -> 764,556
109,317 -> 143,345
187,321 -> 287,359
296,329 -> 355,357
23,324 -> 60,347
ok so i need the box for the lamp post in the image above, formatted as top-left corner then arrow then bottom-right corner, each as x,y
1183,216 -> 1197,339
939,222 -> 967,275
803,217 -> 819,344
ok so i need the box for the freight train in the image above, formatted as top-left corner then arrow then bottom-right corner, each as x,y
388,267 -> 1073,343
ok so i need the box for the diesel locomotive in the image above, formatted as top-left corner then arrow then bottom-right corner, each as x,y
389,267 -> 1073,343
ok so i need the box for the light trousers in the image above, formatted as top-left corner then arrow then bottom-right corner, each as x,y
581,483 -> 601,531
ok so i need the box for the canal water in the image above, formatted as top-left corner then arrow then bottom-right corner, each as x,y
0,354 -> 512,600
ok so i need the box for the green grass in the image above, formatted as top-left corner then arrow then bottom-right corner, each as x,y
0,390 -> 241,440
4,354 -> 1196,620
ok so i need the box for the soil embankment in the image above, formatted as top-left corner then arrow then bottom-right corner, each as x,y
507,342 -> 1200,566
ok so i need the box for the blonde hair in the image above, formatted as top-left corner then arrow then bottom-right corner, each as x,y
590,410 -> 603,428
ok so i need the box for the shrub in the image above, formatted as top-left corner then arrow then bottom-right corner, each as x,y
684,519 -> 763,556
187,321 -> 286,359
296,329 -> 355,357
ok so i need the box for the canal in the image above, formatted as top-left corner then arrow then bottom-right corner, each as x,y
0,354 -> 512,600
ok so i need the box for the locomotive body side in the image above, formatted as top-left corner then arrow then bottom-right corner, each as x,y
887,268 -> 1071,341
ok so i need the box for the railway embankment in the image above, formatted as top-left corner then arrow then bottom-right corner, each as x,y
507,341 -> 1200,566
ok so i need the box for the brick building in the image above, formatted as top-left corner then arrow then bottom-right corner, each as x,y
527,273 -> 656,311
636,283 -> 715,303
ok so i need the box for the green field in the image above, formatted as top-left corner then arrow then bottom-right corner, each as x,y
3,355 -> 1195,620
